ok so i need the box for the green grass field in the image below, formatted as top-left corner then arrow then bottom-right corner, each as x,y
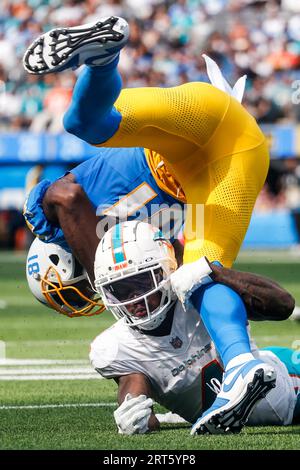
0,250 -> 300,450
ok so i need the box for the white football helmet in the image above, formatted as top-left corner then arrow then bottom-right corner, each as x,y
94,221 -> 178,330
26,238 -> 105,317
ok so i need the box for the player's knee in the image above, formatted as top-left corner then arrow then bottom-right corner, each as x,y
63,111 -> 86,140
63,109 -> 102,144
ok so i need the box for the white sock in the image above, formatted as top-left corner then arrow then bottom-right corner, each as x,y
225,353 -> 255,371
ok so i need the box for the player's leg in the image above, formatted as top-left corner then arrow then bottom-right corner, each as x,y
106,86 -> 269,269
23,17 -> 268,209
23,17 -> 128,144
187,142 -> 271,434
65,76 -> 229,159
23,16 -> 228,158
248,348 -> 299,426
64,56 -> 200,149
63,56 -> 123,144
182,141 -> 270,267
92,76 -> 269,270
190,283 -> 276,435
100,81 -> 228,161
64,76 -> 268,268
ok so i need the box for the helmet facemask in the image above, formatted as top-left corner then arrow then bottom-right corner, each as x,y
97,261 -> 176,330
41,266 -> 105,318
27,238 -> 106,317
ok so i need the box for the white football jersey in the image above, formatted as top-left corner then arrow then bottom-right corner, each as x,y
90,302 -> 224,423
90,302 -> 297,426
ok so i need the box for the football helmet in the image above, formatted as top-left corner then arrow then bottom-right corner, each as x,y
94,221 -> 178,330
26,238 -> 105,317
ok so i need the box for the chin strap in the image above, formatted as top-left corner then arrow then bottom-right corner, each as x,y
203,54 -> 247,104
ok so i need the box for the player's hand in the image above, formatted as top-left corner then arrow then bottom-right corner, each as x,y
113,393 -> 154,435
23,180 -> 65,244
170,257 -> 213,310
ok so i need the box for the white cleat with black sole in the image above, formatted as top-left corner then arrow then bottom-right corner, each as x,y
191,359 -> 276,435
23,16 -> 129,75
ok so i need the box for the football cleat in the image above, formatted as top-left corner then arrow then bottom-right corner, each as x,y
191,359 -> 276,435
23,16 -> 129,75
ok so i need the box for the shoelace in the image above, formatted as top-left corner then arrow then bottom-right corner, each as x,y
206,377 -> 222,395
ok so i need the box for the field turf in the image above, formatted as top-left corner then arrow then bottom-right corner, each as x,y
0,250 -> 300,451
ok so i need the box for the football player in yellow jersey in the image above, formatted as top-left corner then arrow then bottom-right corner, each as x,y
23,16 -> 269,271
23,17 -> 274,434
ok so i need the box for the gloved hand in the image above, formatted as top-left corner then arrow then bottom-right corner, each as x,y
113,393 -> 154,435
170,257 -> 213,311
23,179 -> 67,247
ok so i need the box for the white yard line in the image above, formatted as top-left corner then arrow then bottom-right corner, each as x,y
0,402 -> 115,410
5,340 -> 91,347
0,367 -> 97,375
236,250 -> 300,263
258,335 -> 300,342
3,249 -> 300,263
0,358 -> 101,381
0,252 -> 27,262
0,374 -> 101,381
0,359 -> 89,365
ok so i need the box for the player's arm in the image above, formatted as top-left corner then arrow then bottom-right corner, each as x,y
42,173 -> 98,283
209,262 -> 295,321
171,253 -> 294,320
113,373 -> 160,434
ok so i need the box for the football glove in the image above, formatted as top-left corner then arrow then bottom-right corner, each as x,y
113,393 -> 153,435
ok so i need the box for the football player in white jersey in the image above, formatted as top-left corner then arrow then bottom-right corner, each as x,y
26,221 -> 299,435
90,220 -> 299,435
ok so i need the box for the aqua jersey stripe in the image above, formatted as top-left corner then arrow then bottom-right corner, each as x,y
112,224 -> 126,263
262,346 -> 300,424
262,347 -> 300,376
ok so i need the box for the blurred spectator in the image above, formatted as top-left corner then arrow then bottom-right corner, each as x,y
0,209 -> 26,249
30,73 -> 74,132
0,0 -> 299,132
255,158 -> 300,214
1,0 -> 300,250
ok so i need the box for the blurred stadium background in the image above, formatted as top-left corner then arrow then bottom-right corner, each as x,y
1,0 -> 300,451
1,0 -> 300,249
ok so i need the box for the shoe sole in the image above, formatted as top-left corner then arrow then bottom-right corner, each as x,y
23,16 -> 127,74
193,368 -> 276,435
